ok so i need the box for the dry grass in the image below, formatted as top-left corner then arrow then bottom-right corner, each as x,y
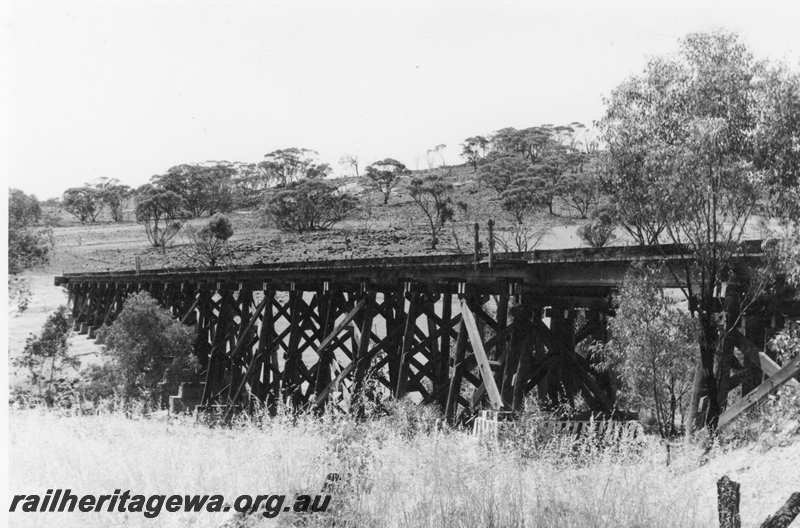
9,406 -> 799,528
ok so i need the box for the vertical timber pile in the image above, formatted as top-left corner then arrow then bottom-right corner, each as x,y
55,241 -> 785,425
60,277 -> 622,421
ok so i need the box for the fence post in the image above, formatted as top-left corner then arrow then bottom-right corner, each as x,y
717,475 -> 741,528
473,223 -> 480,268
488,219 -> 494,269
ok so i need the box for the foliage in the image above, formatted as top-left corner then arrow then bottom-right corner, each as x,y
779,233 -> 800,287
719,235 -> 800,447
578,207 -> 617,248
134,184 -> 184,249
364,158 -> 408,204
461,135 -> 489,171
76,363 -> 121,402
9,188 -> 42,226
228,161 -> 273,206
11,306 -> 79,406
262,147 -> 321,186
600,31 -> 800,429
493,165 -> 553,252
408,172 -> 459,250
499,175 -> 545,224
9,188 -> 52,275
491,126 -> 556,160
9,275 -> 32,314
9,228 -> 53,274
264,179 -> 358,232
560,152 -> 601,218
99,291 -> 196,399
152,163 -> 235,218
94,178 -> 132,222
306,162 -> 333,179
479,152 -> 532,195
770,321 -> 800,364
62,186 -> 103,223
182,213 -> 235,267
527,145 -> 576,216
485,124 -> 590,215
601,267 -> 698,437
751,64 -> 800,222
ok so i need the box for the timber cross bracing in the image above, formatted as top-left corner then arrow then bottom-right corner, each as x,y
54,241 -> 787,422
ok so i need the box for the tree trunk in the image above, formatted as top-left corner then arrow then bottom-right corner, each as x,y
688,360 -> 704,433
689,307 -> 721,431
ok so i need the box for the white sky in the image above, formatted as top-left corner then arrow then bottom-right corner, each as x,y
3,0 -> 800,199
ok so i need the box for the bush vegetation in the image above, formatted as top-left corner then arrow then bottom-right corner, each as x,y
98,291 -> 197,400
134,184 -> 184,249
578,207 -> 617,248
263,179 -> 358,232
408,172 -> 464,250
11,306 -> 78,407
8,188 -> 52,275
11,396 -> 799,528
181,213 -> 235,267
600,267 -> 698,437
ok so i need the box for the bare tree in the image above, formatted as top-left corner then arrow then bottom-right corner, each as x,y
338,154 -> 360,177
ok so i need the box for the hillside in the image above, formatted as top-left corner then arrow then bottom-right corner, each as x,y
40,164 -> 589,275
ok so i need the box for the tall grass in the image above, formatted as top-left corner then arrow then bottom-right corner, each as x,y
7,404 -> 744,528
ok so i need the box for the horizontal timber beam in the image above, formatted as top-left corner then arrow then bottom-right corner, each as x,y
55,241 -> 766,291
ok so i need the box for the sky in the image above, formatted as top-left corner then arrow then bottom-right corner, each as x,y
3,0 -> 800,199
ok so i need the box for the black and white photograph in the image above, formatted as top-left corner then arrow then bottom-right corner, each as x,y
3,1 -> 800,526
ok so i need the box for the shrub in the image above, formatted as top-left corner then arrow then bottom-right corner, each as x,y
264,179 -> 358,232
9,226 -> 52,274
600,266 -> 697,438
578,207 -> 617,248
11,306 -> 79,406
182,213 -> 235,267
77,363 -> 122,402
134,184 -> 184,249
99,291 -> 197,399
9,188 -> 42,226
9,188 -> 52,274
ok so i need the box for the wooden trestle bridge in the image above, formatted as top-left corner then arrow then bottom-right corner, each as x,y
54,240 -> 795,425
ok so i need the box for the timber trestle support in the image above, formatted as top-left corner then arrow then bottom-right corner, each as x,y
54,241 -> 796,424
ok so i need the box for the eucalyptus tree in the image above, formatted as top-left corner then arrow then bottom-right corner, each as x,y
408,173 -> 459,250
460,136 -> 489,171
601,31 -> 800,429
364,158 -> 408,204
262,147 -> 320,186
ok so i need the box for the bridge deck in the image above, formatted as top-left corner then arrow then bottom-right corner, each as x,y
54,240 -> 764,291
